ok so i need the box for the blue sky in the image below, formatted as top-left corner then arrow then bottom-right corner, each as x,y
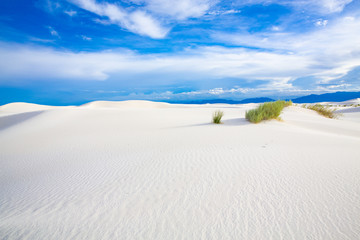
0,0 -> 360,105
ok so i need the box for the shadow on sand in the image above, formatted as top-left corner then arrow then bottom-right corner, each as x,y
221,118 -> 249,126
0,111 -> 44,131
335,107 -> 360,114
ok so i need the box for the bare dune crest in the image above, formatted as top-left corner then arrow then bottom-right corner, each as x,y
80,100 -> 173,109
0,102 -> 54,113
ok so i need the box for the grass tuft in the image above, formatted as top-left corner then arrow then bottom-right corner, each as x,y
304,104 -> 338,118
212,110 -> 224,124
245,100 -> 292,123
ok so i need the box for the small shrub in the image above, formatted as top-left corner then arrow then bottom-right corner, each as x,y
306,104 -> 338,118
245,100 -> 292,123
212,110 -> 224,124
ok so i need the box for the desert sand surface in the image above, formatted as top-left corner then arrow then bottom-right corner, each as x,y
1,100 -> 360,239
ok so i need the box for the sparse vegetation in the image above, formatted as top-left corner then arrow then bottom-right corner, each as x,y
304,104 -> 339,119
245,100 -> 292,123
212,110 -> 224,124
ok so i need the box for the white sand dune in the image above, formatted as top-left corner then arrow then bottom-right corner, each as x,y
81,100 -> 172,109
0,102 -> 59,113
1,101 -> 360,239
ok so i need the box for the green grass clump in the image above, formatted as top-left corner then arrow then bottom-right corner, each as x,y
212,110 -> 224,124
305,104 -> 338,118
245,100 -> 292,123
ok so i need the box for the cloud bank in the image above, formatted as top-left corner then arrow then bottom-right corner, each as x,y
2,12 -> 359,88
0,43 -> 312,83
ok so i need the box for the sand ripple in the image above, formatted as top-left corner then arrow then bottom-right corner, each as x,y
1,103 -> 360,239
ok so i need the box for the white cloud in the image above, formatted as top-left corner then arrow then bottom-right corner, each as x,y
119,86 -> 328,101
53,0 -> 353,40
328,83 -> 351,89
68,0 -> 216,38
237,0 -> 353,14
115,87 -> 255,101
29,37 -> 55,43
271,26 -> 281,31
64,10 -> 77,16
134,0 -> 214,20
40,0 -> 62,13
208,9 -> 241,15
1,42 -> 358,98
320,0 -> 353,13
0,43 -> 313,88
1,15 -> 359,92
128,11 -> 169,38
81,35 -> 92,41
48,26 -> 60,38
70,0 -> 169,38
208,88 -> 225,95
315,19 -> 328,27
184,87 -> 249,95
213,15 -> 360,83
94,18 -> 112,25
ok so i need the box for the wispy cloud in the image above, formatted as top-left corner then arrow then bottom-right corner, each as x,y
182,87 -> 249,95
69,0 -> 169,38
135,0 -> 214,20
271,26 -> 281,31
47,26 -> 60,38
64,10 -> 77,16
318,0 -> 353,13
68,0 -> 216,38
81,35 -> 92,41
315,19 -> 328,27
29,37 -> 55,43
39,0 -> 62,13
207,9 -> 241,15
236,0 -> 353,14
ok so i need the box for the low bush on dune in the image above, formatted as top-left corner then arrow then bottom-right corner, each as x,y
303,104 -> 338,119
212,110 -> 224,124
245,100 -> 292,123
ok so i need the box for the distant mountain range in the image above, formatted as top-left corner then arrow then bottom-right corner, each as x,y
174,91 -> 360,104
291,91 -> 360,103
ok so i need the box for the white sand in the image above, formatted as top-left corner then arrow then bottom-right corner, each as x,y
1,101 -> 360,239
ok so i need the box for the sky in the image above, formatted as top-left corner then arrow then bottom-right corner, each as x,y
0,0 -> 360,105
